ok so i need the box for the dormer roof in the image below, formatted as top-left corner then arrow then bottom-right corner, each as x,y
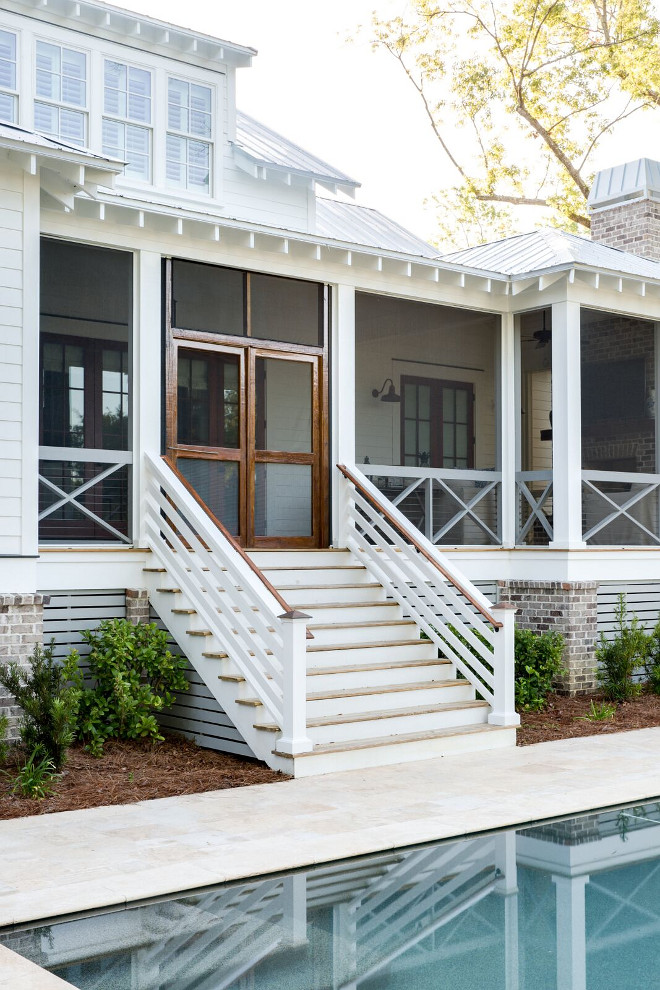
233,112 -> 360,196
316,199 -> 438,259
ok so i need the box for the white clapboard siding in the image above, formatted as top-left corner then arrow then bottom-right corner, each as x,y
597,582 -> 660,637
149,606 -> 254,759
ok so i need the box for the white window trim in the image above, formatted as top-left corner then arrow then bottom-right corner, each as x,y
33,36 -> 89,146
0,27 -> 19,125
101,55 -> 153,184
165,71 -> 214,197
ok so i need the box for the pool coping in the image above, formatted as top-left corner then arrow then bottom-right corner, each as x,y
1,728 -> 660,931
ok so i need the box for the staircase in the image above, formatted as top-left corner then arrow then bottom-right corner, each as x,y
143,454 -> 517,777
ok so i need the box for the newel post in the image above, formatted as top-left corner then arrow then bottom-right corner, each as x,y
277,610 -> 314,755
488,603 -> 520,727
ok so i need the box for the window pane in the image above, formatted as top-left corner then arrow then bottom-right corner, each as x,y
172,260 -> 245,336
418,385 -> 430,419
443,423 -> 454,459
177,458 -> 239,536
177,350 -> 240,448
61,73 -> 85,107
127,93 -> 150,124
456,423 -> 468,458
404,383 -> 417,418
256,359 -> 312,453
34,102 -> 58,136
254,463 -> 312,537
418,421 -> 430,455
104,60 -> 126,91
36,69 -> 59,100
168,77 -> 188,131
444,388 -> 455,422
250,273 -> 322,346
404,419 -> 416,455
59,107 -> 85,145
36,42 -> 60,75
0,92 -> 15,123
0,30 -> 15,67
456,388 -> 468,423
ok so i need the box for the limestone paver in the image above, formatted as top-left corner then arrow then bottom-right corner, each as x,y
1,728 -> 660,928
0,945 -> 76,988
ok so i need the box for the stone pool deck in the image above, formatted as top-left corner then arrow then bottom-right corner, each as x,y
2,728 -> 660,930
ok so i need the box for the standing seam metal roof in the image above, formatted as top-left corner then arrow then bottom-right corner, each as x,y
443,228 -> 660,280
315,198 -> 440,258
234,111 -> 359,189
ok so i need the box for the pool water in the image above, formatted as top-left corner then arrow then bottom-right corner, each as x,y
3,801 -> 660,989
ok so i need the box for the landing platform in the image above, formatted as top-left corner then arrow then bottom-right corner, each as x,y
1,729 -> 660,928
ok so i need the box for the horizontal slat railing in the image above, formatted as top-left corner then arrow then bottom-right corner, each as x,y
338,465 -> 518,726
144,453 -> 312,753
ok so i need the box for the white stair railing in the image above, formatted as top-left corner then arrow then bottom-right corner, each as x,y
144,453 -> 312,755
338,465 -> 518,727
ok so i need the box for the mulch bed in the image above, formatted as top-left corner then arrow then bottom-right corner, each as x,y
518,690 -> 660,745
0,736 -> 288,820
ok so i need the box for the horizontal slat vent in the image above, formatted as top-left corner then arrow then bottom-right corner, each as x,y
597,582 -> 660,636
150,606 -> 254,758
42,590 -> 126,673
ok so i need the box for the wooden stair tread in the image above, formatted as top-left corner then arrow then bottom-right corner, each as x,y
187,629 -> 213,637
309,658 -> 450,676
202,651 -> 229,659
307,619 -> 414,631
260,565 -> 366,572
273,724 -> 511,759
276,583 -> 382,592
255,699 -> 488,731
293,601 -> 396,611
239,679 -> 465,708
307,638 -> 432,653
157,588 -> 181,594
172,608 -> 196,614
143,567 -> 166,572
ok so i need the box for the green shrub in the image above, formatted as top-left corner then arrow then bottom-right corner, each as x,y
0,642 -> 82,770
643,619 -> 660,694
77,619 -> 188,756
9,747 -> 58,799
597,595 -> 647,701
0,712 -> 8,766
514,628 -> 565,711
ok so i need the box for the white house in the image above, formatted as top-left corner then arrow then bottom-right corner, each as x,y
1,0 -> 660,776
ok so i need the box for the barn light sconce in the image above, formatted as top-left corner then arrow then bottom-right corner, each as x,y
372,378 -> 401,403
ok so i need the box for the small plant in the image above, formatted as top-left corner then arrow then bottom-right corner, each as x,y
643,619 -> 660,694
577,700 -> 616,722
9,747 -> 57,799
0,713 -> 8,766
0,642 -> 82,770
515,628 -> 565,711
77,619 -> 188,756
596,595 -> 647,701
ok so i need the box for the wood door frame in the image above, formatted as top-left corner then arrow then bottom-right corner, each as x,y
165,259 -> 329,548
400,374 -> 475,469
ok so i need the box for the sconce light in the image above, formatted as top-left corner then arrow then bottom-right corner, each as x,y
372,378 -> 401,403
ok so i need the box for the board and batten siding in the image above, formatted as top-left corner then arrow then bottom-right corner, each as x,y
0,169 -> 25,556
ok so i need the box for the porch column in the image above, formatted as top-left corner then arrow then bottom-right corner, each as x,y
332,283 -> 356,547
500,311 -> 516,547
550,301 -> 585,548
552,873 -> 589,990
134,251 -> 163,548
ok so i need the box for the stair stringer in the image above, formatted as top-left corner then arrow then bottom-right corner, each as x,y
144,577 -> 293,774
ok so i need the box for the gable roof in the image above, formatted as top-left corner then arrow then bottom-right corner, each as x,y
315,198 -> 439,259
233,112 -> 359,195
442,228 -> 660,280
0,121 -> 123,165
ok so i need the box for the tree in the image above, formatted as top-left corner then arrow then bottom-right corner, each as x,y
370,0 -> 660,249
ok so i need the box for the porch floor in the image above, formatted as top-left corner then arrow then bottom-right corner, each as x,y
2,728 -> 660,928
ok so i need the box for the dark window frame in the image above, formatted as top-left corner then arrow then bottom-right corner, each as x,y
400,374 -> 474,469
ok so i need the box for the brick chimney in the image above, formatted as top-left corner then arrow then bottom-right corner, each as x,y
588,158 -> 660,261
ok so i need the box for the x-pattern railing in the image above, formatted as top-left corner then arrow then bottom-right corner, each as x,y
363,464 -> 501,545
38,446 -> 132,543
516,471 -> 553,543
582,471 -> 660,545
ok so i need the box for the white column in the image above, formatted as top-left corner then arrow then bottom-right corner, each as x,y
134,251 -> 163,548
283,874 -> 307,945
553,873 -> 589,990
332,283 -> 356,547
495,832 -> 519,990
488,604 -> 519,726
500,311 -> 516,547
550,301 -> 585,548
20,171 -> 40,559
277,610 -> 313,755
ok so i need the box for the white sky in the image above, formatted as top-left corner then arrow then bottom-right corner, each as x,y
120,0 -> 660,247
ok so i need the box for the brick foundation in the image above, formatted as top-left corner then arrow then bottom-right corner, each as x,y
498,581 -> 598,694
126,588 -> 150,625
0,594 -> 45,741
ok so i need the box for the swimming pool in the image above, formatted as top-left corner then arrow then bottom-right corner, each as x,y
2,800 -> 660,989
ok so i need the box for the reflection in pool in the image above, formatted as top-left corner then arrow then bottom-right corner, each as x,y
3,801 -> 660,989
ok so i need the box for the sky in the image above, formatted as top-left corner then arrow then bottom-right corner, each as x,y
118,0 -> 660,248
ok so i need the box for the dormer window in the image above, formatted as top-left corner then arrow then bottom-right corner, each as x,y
102,60 -> 151,181
34,41 -> 87,146
166,77 -> 212,193
0,30 -> 17,124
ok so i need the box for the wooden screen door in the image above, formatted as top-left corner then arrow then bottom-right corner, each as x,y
168,340 -> 326,548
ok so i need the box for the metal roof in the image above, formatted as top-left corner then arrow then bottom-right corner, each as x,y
443,228 -> 660,280
315,198 -> 439,258
0,121 -> 123,164
234,112 -> 359,193
588,158 -> 660,210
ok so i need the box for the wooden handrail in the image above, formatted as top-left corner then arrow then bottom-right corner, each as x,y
337,463 -> 502,629
160,456 -> 312,637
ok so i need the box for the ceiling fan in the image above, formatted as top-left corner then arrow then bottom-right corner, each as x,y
522,311 -> 551,348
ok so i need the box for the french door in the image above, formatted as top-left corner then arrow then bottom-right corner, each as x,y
168,339 -> 326,548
